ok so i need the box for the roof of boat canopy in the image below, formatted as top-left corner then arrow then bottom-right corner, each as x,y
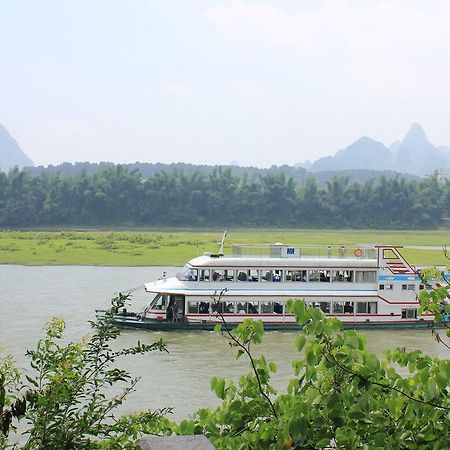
186,255 -> 378,269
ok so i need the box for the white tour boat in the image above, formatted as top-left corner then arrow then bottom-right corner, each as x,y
107,232 -> 436,331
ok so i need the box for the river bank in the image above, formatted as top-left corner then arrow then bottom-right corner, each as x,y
0,229 -> 449,266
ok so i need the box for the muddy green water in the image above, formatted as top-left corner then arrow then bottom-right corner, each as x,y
1,265 -> 448,422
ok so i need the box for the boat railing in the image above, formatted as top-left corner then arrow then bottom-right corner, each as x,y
231,244 -> 377,259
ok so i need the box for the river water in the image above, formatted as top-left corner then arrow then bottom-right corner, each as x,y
1,265 -> 449,422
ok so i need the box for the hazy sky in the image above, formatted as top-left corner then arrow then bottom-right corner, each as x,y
1,0 -> 450,168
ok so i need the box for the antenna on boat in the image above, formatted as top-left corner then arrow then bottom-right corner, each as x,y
218,230 -> 227,256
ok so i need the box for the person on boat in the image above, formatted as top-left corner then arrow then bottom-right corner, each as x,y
172,302 -> 179,322
166,300 -> 174,321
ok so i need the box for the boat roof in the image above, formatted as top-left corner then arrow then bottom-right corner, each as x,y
187,255 -> 378,269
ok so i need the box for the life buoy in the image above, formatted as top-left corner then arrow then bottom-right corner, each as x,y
354,248 -> 363,257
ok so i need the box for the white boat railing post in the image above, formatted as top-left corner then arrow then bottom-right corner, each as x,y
218,230 -> 227,256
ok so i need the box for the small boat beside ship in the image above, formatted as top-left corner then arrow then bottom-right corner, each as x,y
100,232 -> 437,331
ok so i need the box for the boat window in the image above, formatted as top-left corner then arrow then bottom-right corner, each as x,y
224,270 -> 235,281
285,269 -> 307,282
236,269 -> 259,281
248,269 -> 259,282
401,308 -> 417,319
199,301 -> 209,314
379,283 -> 394,291
309,270 -> 320,282
211,302 -> 224,313
356,302 -> 368,314
150,294 -> 168,310
332,301 -> 354,314
274,302 -> 283,314
344,302 -> 354,313
248,301 -> 260,314
355,271 -> 377,283
311,301 -> 330,313
176,265 -> 198,281
188,301 -> 200,314
261,269 -> 283,282
331,270 -> 353,282
224,301 -> 235,313
356,301 -> 378,314
272,270 -> 282,282
212,270 -> 225,281
236,302 -> 248,313
260,301 -> 273,313
237,270 -> 248,281
199,269 -> 210,282
319,270 -> 331,282
260,271 -> 271,282
402,284 -> 415,290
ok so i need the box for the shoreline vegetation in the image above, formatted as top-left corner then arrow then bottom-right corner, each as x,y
0,228 -> 449,266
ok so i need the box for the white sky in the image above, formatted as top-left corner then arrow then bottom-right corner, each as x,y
1,0 -> 450,168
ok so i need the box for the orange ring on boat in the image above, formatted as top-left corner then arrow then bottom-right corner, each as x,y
354,248 -> 363,257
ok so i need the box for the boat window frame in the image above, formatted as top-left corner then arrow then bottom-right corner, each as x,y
187,300 -> 200,314
401,308 -> 417,319
285,269 -> 307,282
310,301 -> 331,314
356,301 -> 378,314
199,269 -> 210,282
176,265 -> 198,281
224,301 -> 235,313
331,270 -> 354,282
355,270 -> 377,283
248,301 -> 260,314
149,293 -> 168,311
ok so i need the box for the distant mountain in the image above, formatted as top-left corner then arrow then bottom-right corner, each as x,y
310,137 -> 392,172
307,124 -> 450,176
294,160 -> 312,170
0,124 -> 33,171
393,123 -> 447,175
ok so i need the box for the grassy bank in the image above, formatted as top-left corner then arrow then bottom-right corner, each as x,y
0,229 -> 449,266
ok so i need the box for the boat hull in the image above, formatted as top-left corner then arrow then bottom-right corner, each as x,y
109,316 -> 437,332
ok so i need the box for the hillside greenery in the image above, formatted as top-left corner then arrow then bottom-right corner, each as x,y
0,166 -> 445,229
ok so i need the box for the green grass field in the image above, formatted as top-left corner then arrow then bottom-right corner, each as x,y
0,229 -> 449,266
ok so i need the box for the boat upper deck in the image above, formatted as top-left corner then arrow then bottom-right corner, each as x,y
188,244 -> 381,269
231,244 -> 377,259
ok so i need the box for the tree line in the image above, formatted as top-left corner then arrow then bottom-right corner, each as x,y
0,165 -> 447,228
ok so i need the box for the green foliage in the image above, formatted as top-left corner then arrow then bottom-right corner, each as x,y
0,294 -> 169,449
174,302 -> 449,449
0,166 -> 448,229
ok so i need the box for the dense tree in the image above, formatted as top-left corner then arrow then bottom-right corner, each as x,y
0,166 -> 447,229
